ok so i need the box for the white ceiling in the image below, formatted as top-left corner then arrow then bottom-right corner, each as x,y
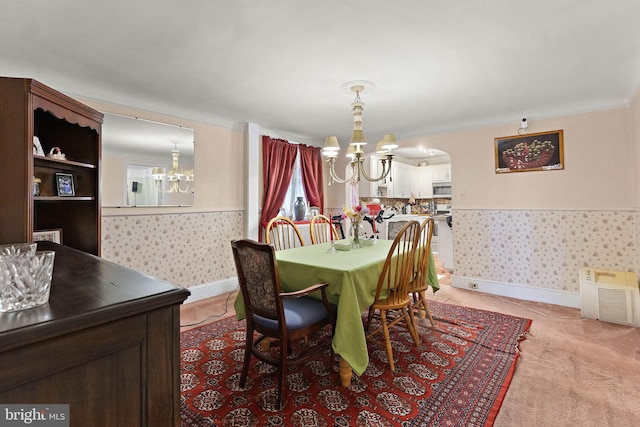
2,1 -> 639,154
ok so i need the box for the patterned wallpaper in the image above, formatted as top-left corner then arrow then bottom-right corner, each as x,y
102,209 -> 638,295
102,211 -> 244,288
453,209 -> 638,292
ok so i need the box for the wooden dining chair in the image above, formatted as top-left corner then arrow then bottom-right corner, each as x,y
364,220 -> 421,372
231,239 -> 335,409
265,216 -> 305,250
309,214 -> 339,244
387,220 -> 409,240
409,217 -> 436,326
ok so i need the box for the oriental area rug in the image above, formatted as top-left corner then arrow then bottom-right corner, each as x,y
180,301 -> 532,427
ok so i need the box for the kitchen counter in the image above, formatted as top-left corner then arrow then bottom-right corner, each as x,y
387,214 -> 423,221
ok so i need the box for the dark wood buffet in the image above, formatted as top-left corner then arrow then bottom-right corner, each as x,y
0,242 -> 190,426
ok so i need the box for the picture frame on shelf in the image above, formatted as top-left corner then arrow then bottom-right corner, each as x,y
55,172 -> 75,196
33,136 -> 45,156
495,130 -> 564,174
33,228 -> 63,244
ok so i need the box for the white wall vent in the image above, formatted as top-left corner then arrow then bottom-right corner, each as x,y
580,268 -> 640,327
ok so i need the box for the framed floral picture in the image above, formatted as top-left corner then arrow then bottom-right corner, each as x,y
495,130 -> 564,173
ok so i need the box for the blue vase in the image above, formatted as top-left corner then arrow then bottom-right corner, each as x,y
293,197 -> 306,221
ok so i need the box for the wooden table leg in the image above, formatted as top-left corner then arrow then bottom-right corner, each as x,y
339,357 -> 353,387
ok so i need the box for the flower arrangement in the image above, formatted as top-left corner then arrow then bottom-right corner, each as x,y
343,205 -> 369,248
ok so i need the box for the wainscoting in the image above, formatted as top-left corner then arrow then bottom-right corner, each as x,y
453,209 -> 639,307
102,211 -> 243,289
101,208 -> 638,308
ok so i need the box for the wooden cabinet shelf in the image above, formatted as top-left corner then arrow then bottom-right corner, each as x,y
35,196 -> 95,201
34,155 -> 96,169
0,77 -> 103,255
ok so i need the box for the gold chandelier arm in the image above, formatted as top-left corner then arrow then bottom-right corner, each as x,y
154,179 -> 170,193
175,180 -> 193,193
327,158 -> 357,184
154,178 -> 179,193
358,156 -> 393,182
154,177 -> 193,193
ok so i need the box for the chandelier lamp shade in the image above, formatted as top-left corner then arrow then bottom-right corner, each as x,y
151,143 -> 194,193
322,81 -> 398,184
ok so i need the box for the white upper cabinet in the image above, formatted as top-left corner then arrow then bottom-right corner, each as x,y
390,162 -> 416,197
431,164 -> 451,182
417,167 -> 433,198
358,159 -> 451,199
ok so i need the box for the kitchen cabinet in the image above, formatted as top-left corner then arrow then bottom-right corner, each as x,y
391,162 -> 417,197
417,167 -> 433,198
0,77 -> 103,255
360,160 -> 450,199
431,164 -> 451,182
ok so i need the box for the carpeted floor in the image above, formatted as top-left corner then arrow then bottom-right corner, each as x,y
428,285 -> 640,427
180,300 -> 531,426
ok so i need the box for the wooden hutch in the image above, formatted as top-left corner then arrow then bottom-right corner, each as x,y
0,77 -> 102,255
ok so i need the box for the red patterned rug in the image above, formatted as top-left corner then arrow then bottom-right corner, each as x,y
180,300 -> 532,426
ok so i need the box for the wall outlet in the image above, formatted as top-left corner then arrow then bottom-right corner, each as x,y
468,282 -> 479,289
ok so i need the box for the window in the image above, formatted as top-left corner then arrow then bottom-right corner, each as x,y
281,150 -> 306,217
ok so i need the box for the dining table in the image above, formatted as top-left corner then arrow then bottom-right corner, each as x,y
234,239 -> 439,386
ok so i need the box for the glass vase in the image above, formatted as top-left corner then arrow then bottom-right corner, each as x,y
351,219 -> 361,248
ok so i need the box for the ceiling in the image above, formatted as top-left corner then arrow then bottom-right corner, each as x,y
2,1 -> 639,155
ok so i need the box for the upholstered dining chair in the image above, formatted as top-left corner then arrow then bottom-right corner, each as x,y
409,217 -> 436,326
309,214 -> 339,244
265,216 -> 305,250
231,239 -> 335,409
364,220 -> 421,372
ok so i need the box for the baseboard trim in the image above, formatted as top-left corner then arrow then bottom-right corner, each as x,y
451,275 -> 581,308
183,278 -> 239,304
184,275 -> 581,308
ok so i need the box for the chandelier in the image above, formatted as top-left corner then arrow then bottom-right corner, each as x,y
322,82 -> 397,184
151,143 -> 194,193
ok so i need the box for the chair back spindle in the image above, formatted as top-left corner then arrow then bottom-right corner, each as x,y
265,216 -> 305,250
310,214 -> 339,244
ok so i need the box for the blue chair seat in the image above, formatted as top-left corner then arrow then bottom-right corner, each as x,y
253,297 -> 330,331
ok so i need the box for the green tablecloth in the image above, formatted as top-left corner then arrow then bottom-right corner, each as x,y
233,240 -> 439,376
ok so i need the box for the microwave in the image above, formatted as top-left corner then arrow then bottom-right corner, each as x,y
432,182 -> 451,197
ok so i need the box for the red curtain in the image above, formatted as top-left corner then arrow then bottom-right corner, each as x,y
299,143 -> 324,214
260,136 -> 297,238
